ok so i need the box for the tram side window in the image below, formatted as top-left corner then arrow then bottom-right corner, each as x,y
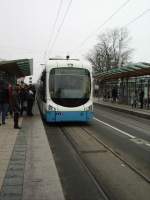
40,71 -> 46,102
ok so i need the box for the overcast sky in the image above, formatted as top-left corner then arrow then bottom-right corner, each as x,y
0,0 -> 150,80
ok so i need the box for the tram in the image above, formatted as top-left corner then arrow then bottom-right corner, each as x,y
37,57 -> 93,122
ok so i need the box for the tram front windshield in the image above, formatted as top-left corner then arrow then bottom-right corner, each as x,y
49,67 -> 91,107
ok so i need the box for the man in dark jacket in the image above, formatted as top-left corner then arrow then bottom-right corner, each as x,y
139,89 -> 144,109
27,85 -> 35,116
11,84 -> 21,129
0,80 -> 9,125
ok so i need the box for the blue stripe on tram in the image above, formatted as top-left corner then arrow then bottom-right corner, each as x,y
45,111 -> 93,122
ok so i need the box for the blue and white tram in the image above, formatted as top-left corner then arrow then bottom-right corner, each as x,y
37,58 -> 93,122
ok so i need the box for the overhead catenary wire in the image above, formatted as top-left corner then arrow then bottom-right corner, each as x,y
43,0 -> 64,61
48,0 -> 73,56
124,8 -> 150,27
72,0 -> 131,52
80,6 -> 150,49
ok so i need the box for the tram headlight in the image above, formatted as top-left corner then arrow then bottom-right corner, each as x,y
48,105 -> 56,111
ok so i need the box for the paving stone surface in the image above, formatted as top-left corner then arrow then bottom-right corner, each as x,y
0,117 -> 25,200
0,117 -> 21,190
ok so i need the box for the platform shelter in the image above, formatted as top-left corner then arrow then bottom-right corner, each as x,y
0,59 -> 33,83
94,62 -> 150,108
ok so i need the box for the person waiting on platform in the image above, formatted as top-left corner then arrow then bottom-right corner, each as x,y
0,80 -> 9,125
131,90 -> 138,108
139,89 -> 144,109
111,86 -> 118,102
20,84 -> 28,116
27,84 -> 35,116
11,84 -> 21,129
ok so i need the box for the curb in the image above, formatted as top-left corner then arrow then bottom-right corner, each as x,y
94,102 -> 150,120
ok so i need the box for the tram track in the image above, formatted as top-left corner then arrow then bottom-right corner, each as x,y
60,126 -> 110,200
45,123 -> 109,200
59,124 -> 150,200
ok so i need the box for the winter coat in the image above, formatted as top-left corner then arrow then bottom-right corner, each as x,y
11,90 -> 20,113
0,87 -> 9,104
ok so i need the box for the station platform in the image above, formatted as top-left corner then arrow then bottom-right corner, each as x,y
94,97 -> 150,119
0,104 -> 65,200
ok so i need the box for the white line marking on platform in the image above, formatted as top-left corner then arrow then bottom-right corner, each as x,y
94,117 -> 136,139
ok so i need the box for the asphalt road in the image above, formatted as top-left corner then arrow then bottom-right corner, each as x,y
93,104 -> 150,178
45,104 -> 150,200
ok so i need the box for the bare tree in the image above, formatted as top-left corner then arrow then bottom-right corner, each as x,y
86,28 -> 134,73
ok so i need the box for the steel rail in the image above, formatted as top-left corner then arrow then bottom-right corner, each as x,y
60,126 -> 111,200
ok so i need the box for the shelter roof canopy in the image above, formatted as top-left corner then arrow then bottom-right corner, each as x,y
95,62 -> 150,81
0,59 -> 33,78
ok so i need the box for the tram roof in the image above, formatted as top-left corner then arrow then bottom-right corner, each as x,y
47,59 -> 92,71
0,59 -> 33,78
94,62 -> 150,81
